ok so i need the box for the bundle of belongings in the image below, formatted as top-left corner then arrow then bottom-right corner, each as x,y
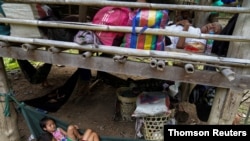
132,91 -> 175,140
132,92 -> 170,117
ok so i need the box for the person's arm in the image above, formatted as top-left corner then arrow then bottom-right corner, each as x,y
175,20 -> 191,49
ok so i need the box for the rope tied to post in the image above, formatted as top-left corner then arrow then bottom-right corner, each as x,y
0,89 -> 16,117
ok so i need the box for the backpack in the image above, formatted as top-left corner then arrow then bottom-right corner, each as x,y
121,9 -> 168,50
92,6 -> 131,46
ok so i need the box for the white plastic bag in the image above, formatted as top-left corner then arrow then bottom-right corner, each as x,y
132,92 -> 168,117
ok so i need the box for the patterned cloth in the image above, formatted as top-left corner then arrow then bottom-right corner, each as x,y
52,128 -> 67,141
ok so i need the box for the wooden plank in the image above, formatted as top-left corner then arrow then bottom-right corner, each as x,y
208,88 -> 243,124
1,46 -> 250,91
219,89 -> 243,124
207,88 -> 228,124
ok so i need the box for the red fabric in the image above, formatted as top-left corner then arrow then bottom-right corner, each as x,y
92,6 -> 131,46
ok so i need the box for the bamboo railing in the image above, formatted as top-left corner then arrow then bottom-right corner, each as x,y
0,0 -> 249,91
4,0 -> 250,13
0,18 -> 249,42
0,35 -> 250,68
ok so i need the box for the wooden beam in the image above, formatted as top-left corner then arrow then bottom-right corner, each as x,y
208,88 -> 243,124
208,0 -> 250,125
0,46 -> 250,91
78,5 -> 87,22
219,89 -> 243,124
207,88 -> 227,124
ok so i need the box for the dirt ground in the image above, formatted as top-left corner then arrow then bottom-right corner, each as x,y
10,64 -> 203,141
10,65 -> 136,141
8,64 -> 249,141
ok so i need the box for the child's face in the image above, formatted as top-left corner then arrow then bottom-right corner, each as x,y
43,119 -> 57,133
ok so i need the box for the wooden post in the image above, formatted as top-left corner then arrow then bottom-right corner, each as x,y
78,5 -> 87,22
69,4 -> 91,101
193,0 -> 211,27
208,88 -> 242,124
0,57 -> 20,140
208,0 -> 250,124
227,0 -> 250,123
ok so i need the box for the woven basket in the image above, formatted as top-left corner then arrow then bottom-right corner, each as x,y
116,87 -> 137,121
142,113 -> 171,141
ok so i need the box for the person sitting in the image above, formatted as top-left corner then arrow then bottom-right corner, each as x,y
174,10 -> 194,24
3,3 -> 92,89
165,20 -> 222,53
39,116 -> 100,141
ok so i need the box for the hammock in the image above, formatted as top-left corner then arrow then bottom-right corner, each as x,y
23,68 -> 80,112
2,94 -> 144,141
23,68 -> 91,112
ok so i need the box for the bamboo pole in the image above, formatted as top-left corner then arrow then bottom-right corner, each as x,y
48,46 -> 67,53
4,0 -> 250,13
82,51 -> 92,58
21,43 -> 40,51
0,18 -> 249,42
0,35 -> 250,67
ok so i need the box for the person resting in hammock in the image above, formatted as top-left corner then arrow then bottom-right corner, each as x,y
40,116 -> 100,141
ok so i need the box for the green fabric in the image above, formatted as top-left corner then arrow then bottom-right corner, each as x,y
17,103 -> 69,139
0,90 -> 15,117
211,0 -> 224,14
66,137 -> 74,141
7,95 -> 144,141
212,0 -> 224,6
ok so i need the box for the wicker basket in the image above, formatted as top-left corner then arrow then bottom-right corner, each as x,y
116,87 -> 137,121
142,113 -> 171,141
